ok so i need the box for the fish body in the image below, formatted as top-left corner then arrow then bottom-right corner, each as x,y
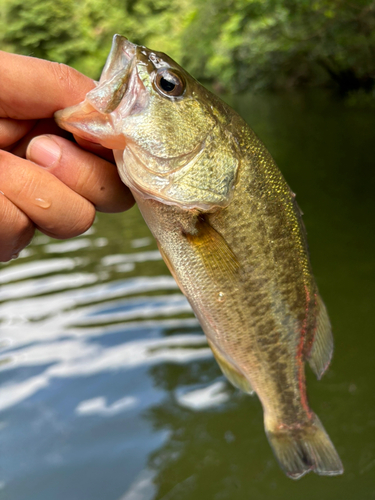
55,35 -> 343,479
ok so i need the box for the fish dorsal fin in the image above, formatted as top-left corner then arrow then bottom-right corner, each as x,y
185,216 -> 240,280
207,340 -> 254,395
307,295 -> 333,380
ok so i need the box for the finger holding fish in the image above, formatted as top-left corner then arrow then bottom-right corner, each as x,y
0,51 -> 135,261
0,117 -> 36,149
1,139 -> 135,260
26,135 -> 134,213
0,134 -> 133,261
0,149 -> 96,240
0,50 -> 95,120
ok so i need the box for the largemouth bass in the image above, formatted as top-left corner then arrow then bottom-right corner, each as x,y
55,35 -> 343,479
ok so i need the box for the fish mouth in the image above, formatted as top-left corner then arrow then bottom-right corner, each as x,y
55,34 -> 211,172
92,39 -> 137,115
55,35 -> 140,149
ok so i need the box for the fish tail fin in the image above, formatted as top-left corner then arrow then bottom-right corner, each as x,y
265,413 -> 343,479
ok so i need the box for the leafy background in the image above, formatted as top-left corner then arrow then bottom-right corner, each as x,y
1,0 -> 374,101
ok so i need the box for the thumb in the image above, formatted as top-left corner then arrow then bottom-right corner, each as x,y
0,51 -> 95,120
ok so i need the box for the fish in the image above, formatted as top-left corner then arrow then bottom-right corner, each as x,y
55,34 -> 343,479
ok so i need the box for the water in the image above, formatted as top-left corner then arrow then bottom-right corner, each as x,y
1,92 -> 374,500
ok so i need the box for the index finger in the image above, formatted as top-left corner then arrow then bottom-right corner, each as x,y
0,51 -> 95,120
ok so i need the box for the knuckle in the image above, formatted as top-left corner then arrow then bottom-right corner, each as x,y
11,170 -> 35,200
51,62 -> 74,91
0,202 -> 34,262
13,220 -> 35,254
0,151 -> 36,199
47,199 -> 96,240
49,61 -> 92,106
68,202 -> 96,237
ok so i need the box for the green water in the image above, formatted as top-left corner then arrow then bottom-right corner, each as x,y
0,91 -> 374,500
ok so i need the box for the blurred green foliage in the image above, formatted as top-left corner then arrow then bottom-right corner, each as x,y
1,0 -> 374,94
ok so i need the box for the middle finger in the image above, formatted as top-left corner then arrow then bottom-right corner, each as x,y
27,134 -> 134,213
0,149 -> 95,239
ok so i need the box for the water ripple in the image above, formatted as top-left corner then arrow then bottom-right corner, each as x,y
44,238 -> 92,254
0,334 -> 210,412
101,250 -> 162,266
0,258 -> 81,284
75,396 -> 138,416
176,381 -> 230,410
0,273 -> 98,301
0,276 -> 179,327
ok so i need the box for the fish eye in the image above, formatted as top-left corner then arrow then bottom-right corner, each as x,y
154,68 -> 185,98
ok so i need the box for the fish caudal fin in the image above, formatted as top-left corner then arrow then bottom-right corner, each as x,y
308,295 -> 333,379
265,413 -> 343,479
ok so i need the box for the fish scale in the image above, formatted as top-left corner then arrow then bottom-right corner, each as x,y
55,34 -> 343,480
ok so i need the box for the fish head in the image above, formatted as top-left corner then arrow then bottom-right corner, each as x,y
55,35 -> 240,211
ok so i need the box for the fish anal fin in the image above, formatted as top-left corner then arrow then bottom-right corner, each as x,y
185,216 -> 240,280
208,340 -> 254,395
265,413 -> 343,479
308,295 -> 333,380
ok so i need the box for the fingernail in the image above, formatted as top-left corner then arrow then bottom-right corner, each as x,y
27,136 -> 61,168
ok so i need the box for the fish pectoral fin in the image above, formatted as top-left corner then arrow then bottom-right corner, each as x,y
307,295 -> 333,380
208,340 -> 254,395
185,216 -> 240,280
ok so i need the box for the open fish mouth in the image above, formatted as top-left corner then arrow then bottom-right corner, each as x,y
55,34 -> 237,210
55,34 -> 212,176
55,36 -> 144,149
89,35 -> 138,114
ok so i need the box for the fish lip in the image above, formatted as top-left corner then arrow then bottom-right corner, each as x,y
100,35 -> 137,84
54,35 -> 142,149
54,35 -> 137,128
86,35 -> 138,115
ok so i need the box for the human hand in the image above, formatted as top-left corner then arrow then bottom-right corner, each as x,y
0,51 -> 134,262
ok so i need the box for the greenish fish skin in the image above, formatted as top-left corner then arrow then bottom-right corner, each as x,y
55,35 -> 343,479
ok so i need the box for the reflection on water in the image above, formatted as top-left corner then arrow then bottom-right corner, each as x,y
1,92 -> 374,500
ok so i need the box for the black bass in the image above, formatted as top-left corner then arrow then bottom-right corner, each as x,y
55,35 -> 343,479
